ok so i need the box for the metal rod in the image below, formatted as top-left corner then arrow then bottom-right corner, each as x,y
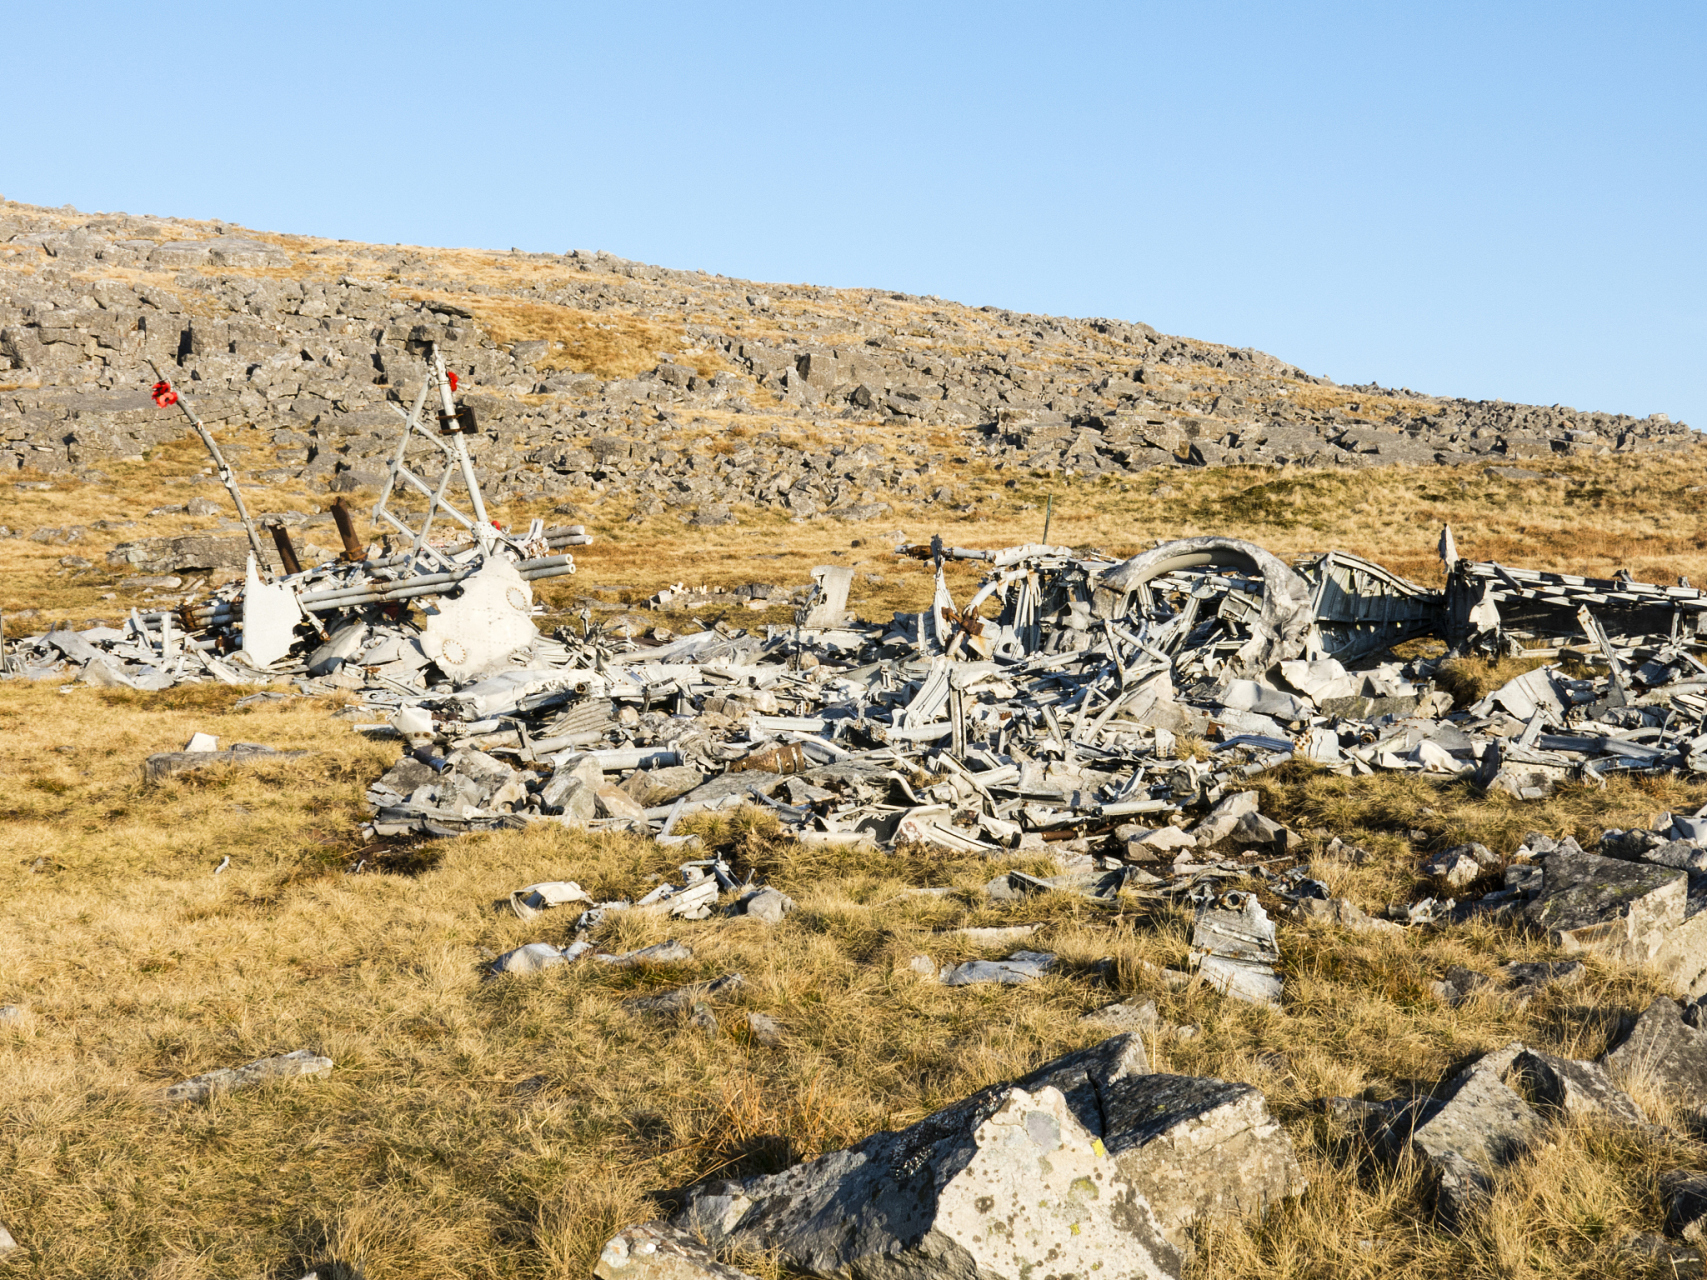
329,499 -> 366,561
430,345 -> 490,532
269,524 -> 302,576
1042,493 -> 1053,546
163,558 -> 578,627
145,356 -> 271,576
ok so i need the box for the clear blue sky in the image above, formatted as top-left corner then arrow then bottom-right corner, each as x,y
5,2 -> 1702,426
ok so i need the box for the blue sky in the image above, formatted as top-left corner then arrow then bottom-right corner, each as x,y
5,2 -> 1701,425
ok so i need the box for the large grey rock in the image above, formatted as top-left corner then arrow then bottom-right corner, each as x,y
1512,1047 -> 1647,1125
1603,998 -> 1707,1110
677,1081 -> 1182,1280
1409,1043 -> 1547,1226
676,1035 -> 1302,1269
1096,1070 -> 1305,1252
1523,849 -> 1707,999
595,1221 -> 759,1280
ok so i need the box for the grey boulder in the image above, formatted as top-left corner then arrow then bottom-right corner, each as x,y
1522,849 -> 1707,999
677,1080 -> 1182,1280
675,1034 -> 1303,1271
1602,998 -> 1707,1111
1408,1043 -> 1547,1227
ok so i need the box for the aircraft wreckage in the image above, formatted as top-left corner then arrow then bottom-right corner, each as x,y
6,344 -> 1707,838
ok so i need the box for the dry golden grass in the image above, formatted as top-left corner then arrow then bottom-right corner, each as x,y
416,295 -> 681,380
2,675 -> 1704,1277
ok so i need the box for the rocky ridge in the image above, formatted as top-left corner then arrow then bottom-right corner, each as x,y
0,198 -> 1696,525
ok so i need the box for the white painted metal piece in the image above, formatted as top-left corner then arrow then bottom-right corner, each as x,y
419,557 -> 540,680
804,565 -> 854,628
239,553 -> 303,667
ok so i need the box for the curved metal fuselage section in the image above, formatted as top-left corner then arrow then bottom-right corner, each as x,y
1101,536 -> 1316,676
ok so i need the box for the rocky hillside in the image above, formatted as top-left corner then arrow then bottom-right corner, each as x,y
0,198 -> 1694,522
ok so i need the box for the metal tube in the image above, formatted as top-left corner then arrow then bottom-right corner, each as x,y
269,524 -> 303,576
431,345 -> 490,530
330,499 -> 366,561
145,355 -> 271,575
163,557 -> 577,629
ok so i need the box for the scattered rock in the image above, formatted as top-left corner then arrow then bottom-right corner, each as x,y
1290,896 -> 1402,935
940,951 -> 1057,986
163,1048 -> 333,1104
595,1221 -> 760,1280
1602,998 -> 1707,1111
1422,842 -> 1498,887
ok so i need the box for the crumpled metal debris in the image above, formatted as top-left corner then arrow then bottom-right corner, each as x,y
1189,890 -> 1283,1006
14,459 -> 1707,970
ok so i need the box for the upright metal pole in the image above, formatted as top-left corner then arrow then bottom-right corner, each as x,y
428,344 -> 491,535
146,357 -> 271,576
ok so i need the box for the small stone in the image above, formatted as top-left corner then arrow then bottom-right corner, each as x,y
905,954 -> 937,979
1423,844 -> 1492,887
595,1221 -> 760,1280
745,1012 -> 784,1047
742,887 -> 795,924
